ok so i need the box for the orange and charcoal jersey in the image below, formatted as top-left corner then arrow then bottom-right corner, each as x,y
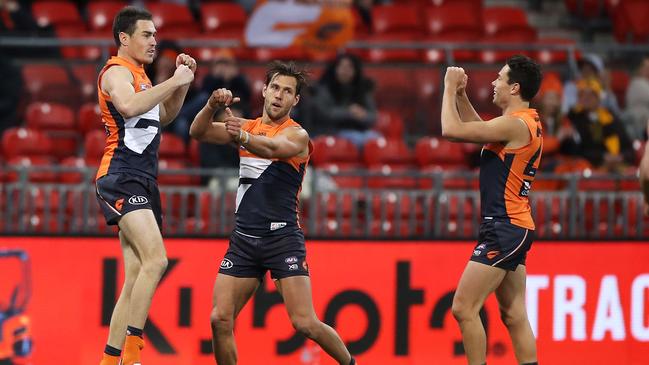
479,109 -> 543,230
235,118 -> 313,237
95,56 -> 161,182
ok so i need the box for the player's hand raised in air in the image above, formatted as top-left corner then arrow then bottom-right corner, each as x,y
176,53 -> 197,73
456,73 -> 468,95
444,67 -> 466,91
207,88 -> 241,110
173,64 -> 194,86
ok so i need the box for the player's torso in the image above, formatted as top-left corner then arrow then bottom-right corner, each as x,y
479,109 -> 543,230
96,56 -> 161,181
235,118 -> 312,237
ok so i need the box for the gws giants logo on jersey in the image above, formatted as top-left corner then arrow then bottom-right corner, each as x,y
129,196 -> 148,205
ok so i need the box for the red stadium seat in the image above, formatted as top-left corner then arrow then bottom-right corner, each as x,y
7,156 -> 58,183
317,163 -> 364,189
482,7 -> 535,37
465,69 -> 501,115
147,2 -> 200,37
71,64 -> 100,101
22,64 -> 72,101
375,110 -> 405,140
613,0 -> 649,43
564,0 -> 605,18
370,192 -> 423,219
479,33 -> 537,64
25,102 -> 76,131
60,156 -> 92,184
367,165 -> 418,189
78,103 -> 103,135
363,138 -> 415,167
364,67 -> 416,121
87,1 -> 127,31
415,137 -> 468,168
55,25 -> 107,60
32,1 -> 83,29
371,5 -> 424,36
159,133 -> 187,161
84,130 -> 107,164
158,159 -> 195,186
2,128 -> 52,159
424,3 -> 483,37
311,136 -> 360,166
609,69 -> 630,108
245,47 -> 308,62
200,3 -> 247,37
535,38 -> 578,65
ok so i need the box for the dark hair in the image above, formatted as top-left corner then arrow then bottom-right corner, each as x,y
112,6 -> 153,47
264,61 -> 308,96
320,53 -> 373,105
506,55 -> 542,102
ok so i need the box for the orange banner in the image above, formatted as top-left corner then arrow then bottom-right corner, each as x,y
0,237 -> 647,365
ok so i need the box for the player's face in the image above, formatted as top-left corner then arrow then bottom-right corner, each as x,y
122,20 -> 157,65
263,74 -> 300,121
492,65 -> 514,106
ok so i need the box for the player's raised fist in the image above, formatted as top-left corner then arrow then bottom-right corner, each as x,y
207,88 -> 241,110
176,53 -> 197,72
173,64 -> 194,86
444,67 -> 465,89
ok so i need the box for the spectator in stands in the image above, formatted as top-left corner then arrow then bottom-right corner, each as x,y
625,56 -> 649,140
0,0 -> 58,57
0,54 -> 22,136
312,53 -> 379,148
561,78 -> 635,173
535,72 -> 563,136
562,53 -> 622,117
171,49 -> 252,142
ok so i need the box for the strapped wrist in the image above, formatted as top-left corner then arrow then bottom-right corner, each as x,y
239,130 -> 250,144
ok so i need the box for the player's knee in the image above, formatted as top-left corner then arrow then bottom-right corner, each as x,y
290,316 -> 319,338
500,307 -> 526,328
451,297 -> 474,322
141,255 -> 168,277
210,307 -> 234,334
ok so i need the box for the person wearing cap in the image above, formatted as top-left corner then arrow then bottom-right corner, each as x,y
561,77 -> 634,172
561,53 -> 622,117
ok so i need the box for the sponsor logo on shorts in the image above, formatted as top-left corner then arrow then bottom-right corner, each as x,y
115,198 -> 124,211
473,250 -> 481,256
477,243 -> 486,250
220,258 -> 233,269
270,222 -> 287,231
487,250 -> 500,259
288,264 -> 299,271
285,256 -> 298,264
129,195 -> 148,205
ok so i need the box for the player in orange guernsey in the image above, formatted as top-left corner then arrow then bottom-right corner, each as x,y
95,6 -> 196,365
189,61 -> 356,365
441,55 -> 543,365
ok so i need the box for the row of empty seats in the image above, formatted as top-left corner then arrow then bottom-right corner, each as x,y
28,0 -> 582,63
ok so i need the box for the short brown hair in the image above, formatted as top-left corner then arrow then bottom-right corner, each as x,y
112,6 -> 153,47
264,61 -> 309,96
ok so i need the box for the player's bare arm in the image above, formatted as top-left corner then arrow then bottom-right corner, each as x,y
225,110 -> 309,159
102,63 -> 193,119
189,88 -> 241,144
159,53 -> 197,126
455,73 -> 484,122
441,67 -> 528,146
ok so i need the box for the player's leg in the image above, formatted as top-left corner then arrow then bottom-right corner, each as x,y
118,209 -> 168,365
100,231 -> 142,365
278,276 -> 354,365
452,261 -> 507,365
210,274 -> 259,365
495,264 -> 537,364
